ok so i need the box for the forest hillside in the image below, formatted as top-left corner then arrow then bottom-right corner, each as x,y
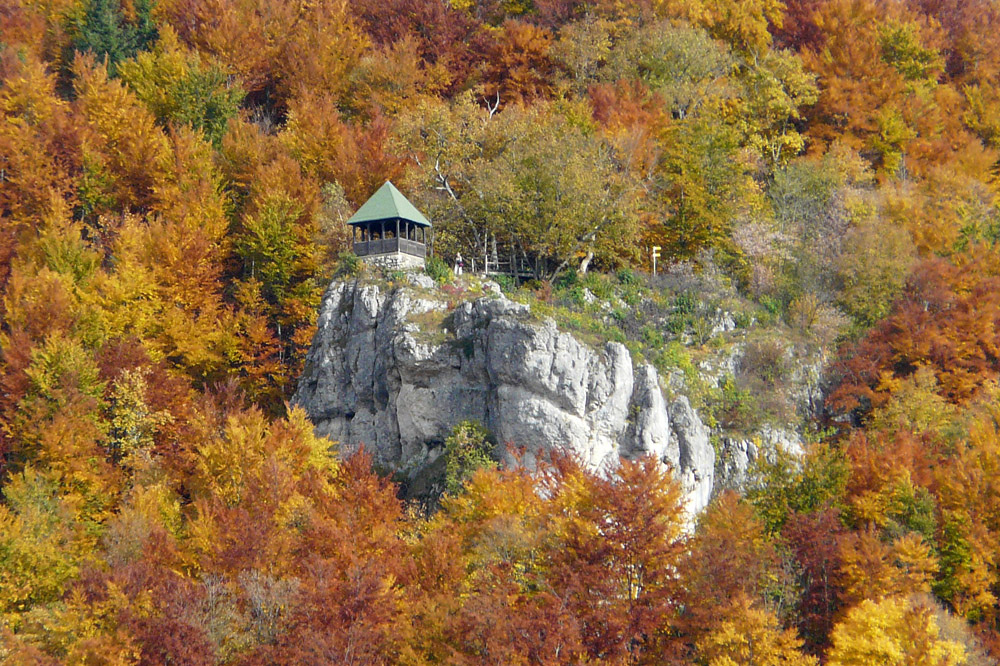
2,0 -> 1000,662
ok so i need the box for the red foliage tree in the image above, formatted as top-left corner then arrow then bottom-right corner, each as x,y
783,509 -> 847,652
481,20 -> 557,105
349,0 -> 487,95
772,0 -> 827,51
540,456 -> 687,663
829,253 -> 1000,416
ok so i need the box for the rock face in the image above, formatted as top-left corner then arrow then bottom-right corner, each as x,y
293,279 -> 716,515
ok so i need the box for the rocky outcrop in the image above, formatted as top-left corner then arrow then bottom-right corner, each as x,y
293,278 -> 716,515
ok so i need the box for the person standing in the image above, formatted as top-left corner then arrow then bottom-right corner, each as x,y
454,252 -> 464,276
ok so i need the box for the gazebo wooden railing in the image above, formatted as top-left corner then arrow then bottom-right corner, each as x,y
353,237 -> 426,259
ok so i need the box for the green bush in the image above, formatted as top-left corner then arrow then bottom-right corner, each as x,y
718,374 -> 758,432
641,324 -> 664,348
673,291 -> 698,315
554,269 -> 578,290
666,314 -> 691,334
733,310 -> 754,329
657,341 -> 693,373
617,268 -> 639,286
333,251 -> 361,278
568,286 -> 588,308
622,288 -> 642,306
493,274 -> 516,293
581,272 -> 613,299
759,294 -> 782,316
424,256 -> 451,283
444,420 -> 496,495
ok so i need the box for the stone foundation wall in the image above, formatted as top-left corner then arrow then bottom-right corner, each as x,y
362,252 -> 425,271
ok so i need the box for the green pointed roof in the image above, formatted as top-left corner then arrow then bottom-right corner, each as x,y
346,181 -> 431,228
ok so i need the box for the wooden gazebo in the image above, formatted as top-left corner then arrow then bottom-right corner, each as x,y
348,181 -> 432,270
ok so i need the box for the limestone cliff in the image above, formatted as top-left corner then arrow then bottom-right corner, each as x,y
293,277 -> 716,514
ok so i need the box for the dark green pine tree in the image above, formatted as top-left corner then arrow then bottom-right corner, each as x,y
71,0 -> 158,75
130,0 -> 159,56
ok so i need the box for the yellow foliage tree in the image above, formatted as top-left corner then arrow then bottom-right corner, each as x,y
653,0 -> 784,55
72,55 -> 172,212
0,51 -> 80,225
827,596 -> 966,666
0,468 -> 92,622
185,405 -> 338,574
697,595 -> 818,666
